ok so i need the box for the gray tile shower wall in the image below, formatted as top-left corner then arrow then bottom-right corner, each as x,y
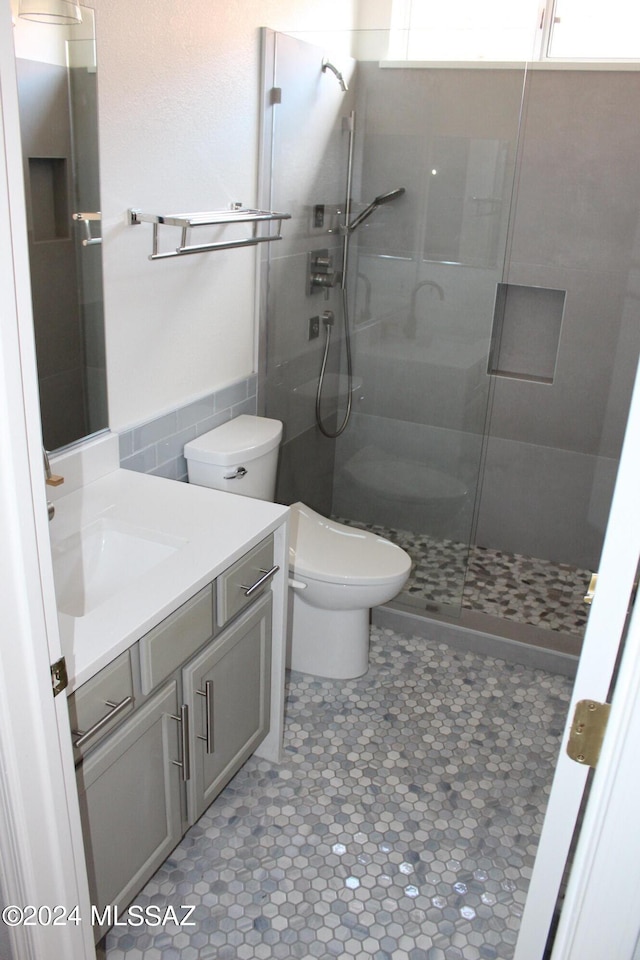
327,68 -> 640,573
118,376 -> 257,481
474,436 -> 619,570
276,424 -> 337,517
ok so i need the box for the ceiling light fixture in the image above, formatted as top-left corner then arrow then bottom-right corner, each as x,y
18,0 -> 82,25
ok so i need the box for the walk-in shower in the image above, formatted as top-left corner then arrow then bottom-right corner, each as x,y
260,29 -> 640,658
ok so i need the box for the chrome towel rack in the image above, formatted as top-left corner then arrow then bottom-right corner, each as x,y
127,205 -> 291,261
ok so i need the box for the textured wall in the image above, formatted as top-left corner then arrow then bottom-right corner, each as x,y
81,0 -> 358,432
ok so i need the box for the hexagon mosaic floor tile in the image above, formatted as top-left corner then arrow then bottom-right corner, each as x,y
103,627 -> 573,960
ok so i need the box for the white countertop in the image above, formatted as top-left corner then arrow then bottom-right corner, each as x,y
50,467 -> 289,692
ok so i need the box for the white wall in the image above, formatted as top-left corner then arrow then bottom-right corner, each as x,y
79,0 -> 359,431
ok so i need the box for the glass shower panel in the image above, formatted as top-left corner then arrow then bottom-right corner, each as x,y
471,66 -> 640,642
261,32 -> 526,614
330,62 -> 527,615
262,30 -> 357,518
67,35 -> 107,438
262,33 -> 640,640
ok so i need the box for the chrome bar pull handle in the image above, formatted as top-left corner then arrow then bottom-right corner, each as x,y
223,466 -> 248,481
196,680 -> 214,754
241,564 -> 280,598
170,704 -> 191,782
72,696 -> 133,749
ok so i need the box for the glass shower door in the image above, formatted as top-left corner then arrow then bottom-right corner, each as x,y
261,32 -> 527,614
331,61 -> 527,616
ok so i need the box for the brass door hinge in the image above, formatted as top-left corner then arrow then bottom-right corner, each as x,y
50,656 -> 68,697
583,572 -> 598,605
567,699 -> 611,768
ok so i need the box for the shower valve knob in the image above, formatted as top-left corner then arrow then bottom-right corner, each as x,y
308,248 -> 336,297
310,272 -> 336,289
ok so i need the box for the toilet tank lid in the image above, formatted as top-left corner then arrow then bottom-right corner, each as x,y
184,415 -> 283,466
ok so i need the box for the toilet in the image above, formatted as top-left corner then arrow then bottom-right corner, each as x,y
184,415 -> 411,679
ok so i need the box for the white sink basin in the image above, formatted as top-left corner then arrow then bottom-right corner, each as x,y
52,517 -> 185,618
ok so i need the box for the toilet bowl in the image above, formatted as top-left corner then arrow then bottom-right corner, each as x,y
288,502 -> 411,678
184,416 -> 411,680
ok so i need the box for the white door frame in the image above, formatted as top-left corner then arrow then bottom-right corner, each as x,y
0,2 -> 94,957
515,352 -> 640,960
552,588 -> 640,959
2,0 -> 640,957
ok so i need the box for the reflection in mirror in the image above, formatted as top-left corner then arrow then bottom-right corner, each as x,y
424,136 -> 509,267
14,4 -> 108,451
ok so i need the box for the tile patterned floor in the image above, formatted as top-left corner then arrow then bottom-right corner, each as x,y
104,627 -> 572,960
337,519 -> 591,638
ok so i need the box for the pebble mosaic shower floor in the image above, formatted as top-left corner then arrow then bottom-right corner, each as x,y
337,519 -> 591,638
103,627 -> 573,960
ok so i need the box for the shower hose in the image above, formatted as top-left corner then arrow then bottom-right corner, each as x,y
315,285 -> 353,438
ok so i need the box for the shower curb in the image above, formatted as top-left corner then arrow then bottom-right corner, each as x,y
372,604 -> 579,678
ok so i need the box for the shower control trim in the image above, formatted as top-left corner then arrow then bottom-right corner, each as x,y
308,248 -> 338,297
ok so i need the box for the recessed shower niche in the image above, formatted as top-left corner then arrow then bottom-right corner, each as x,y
488,282 -> 566,383
28,157 -> 69,241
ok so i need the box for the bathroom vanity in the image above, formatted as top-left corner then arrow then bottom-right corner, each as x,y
47,435 -> 289,941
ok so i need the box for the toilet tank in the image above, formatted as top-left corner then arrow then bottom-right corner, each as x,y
184,415 -> 283,501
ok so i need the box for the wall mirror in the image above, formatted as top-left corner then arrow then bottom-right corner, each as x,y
13,2 -> 108,451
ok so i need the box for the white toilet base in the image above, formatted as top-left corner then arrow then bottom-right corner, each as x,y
289,593 -> 370,679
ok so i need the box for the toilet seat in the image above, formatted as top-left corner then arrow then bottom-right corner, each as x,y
288,502 -> 411,587
184,416 -> 411,680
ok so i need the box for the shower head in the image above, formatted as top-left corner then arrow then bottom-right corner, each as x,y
346,187 -> 406,232
322,58 -> 348,93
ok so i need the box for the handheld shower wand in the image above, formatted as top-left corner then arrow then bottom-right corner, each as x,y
346,187 -> 406,232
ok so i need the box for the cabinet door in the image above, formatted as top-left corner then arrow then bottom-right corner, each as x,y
183,593 -> 272,824
76,681 -> 183,941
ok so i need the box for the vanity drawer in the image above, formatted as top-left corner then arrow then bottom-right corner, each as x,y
69,651 -> 134,759
217,535 -> 277,628
139,584 -> 214,695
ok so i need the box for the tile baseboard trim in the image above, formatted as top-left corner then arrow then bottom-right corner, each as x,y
118,375 -> 257,481
373,603 -> 580,678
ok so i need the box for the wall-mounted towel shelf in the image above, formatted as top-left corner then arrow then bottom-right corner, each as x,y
127,206 -> 291,261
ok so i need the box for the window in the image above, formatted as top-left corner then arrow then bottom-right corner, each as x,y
389,0 -> 640,63
391,0 -> 540,62
547,0 -> 640,59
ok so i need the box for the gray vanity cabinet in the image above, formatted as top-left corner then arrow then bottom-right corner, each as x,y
183,593 -> 272,823
75,681 -> 183,941
71,533 -> 277,941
